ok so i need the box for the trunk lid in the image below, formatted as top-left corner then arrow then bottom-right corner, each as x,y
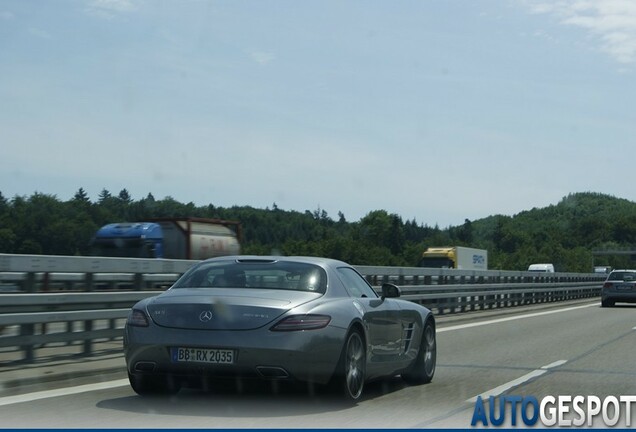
146,288 -> 321,330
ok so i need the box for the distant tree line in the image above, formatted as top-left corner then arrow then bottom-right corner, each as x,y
0,189 -> 635,272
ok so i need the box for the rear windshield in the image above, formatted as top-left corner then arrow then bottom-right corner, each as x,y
607,271 -> 636,281
172,260 -> 327,293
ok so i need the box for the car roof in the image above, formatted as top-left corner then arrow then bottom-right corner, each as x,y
200,255 -> 351,269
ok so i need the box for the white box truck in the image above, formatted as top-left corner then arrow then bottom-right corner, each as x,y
418,246 -> 488,270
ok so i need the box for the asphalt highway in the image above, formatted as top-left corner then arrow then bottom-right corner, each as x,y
1,299 -> 634,428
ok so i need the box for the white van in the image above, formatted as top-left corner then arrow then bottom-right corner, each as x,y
593,266 -> 612,274
528,263 -> 555,273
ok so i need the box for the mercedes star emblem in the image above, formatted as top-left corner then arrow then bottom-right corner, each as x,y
199,310 -> 213,322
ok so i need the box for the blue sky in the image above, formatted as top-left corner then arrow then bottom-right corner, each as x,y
1,0 -> 635,227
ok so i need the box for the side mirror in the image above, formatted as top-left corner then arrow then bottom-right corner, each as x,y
381,283 -> 401,299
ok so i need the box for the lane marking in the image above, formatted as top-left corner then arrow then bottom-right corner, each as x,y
467,360 -> 567,403
438,303 -> 597,333
0,379 -> 129,407
542,359 -> 567,369
467,370 -> 547,403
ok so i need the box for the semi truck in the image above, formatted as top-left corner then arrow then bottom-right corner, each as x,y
90,217 -> 241,260
418,246 -> 488,270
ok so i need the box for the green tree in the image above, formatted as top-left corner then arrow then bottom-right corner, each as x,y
1,189 -> 635,271
118,189 -> 132,203
98,189 -> 111,202
0,228 -> 16,252
73,188 -> 90,204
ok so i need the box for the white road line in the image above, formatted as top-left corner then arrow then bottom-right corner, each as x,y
542,359 -> 567,369
467,369 -> 547,403
438,303 -> 598,333
0,379 -> 129,407
467,360 -> 567,403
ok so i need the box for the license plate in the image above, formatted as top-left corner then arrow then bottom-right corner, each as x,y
616,283 -> 634,291
171,347 -> 235,364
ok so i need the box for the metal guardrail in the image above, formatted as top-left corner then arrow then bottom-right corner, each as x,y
0,254 -> 605,363
358,265 -> 603,314
0,254 -> 193,292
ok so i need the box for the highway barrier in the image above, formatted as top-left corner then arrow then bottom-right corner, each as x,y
0,254 -> 604,363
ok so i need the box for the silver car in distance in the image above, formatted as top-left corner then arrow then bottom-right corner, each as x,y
124,256 -> 436,401
601,269 -> 636,307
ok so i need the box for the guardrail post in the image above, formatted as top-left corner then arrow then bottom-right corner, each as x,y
20,323 -> 35,362
21,272 -> 38,361
109,316 -> 118,341
84,272 -> 94,292
43,272 -> 50,292
83,319 -> 93,356
134,273 -> 143,290
24,272 -> 36,293
66,321 -> 74,346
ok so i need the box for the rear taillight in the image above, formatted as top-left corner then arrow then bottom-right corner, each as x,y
603,282 -> 613,289
271,314 -> 331,331
127,309 -> 149,327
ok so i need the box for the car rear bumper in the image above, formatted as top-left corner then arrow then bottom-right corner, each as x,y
602,291 -> 636,303
124,324 -> 347,385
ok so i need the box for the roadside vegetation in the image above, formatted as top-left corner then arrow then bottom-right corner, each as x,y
0,190 -> 634,272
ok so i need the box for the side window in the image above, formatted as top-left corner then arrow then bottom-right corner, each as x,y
336,267 -> 377,298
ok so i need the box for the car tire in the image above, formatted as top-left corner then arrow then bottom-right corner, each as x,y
330,329 -> 366,402
128,372 -> 181,396
402,319 -> 436,385
601,299 -> 615,307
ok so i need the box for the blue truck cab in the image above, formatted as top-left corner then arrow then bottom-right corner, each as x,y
91,222 -> 165,258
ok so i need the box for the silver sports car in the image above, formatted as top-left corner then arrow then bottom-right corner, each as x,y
124,256 -> 436,401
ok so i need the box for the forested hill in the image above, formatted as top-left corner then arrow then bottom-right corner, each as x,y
468,192 -> 636,271
0,190 -> 634,272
